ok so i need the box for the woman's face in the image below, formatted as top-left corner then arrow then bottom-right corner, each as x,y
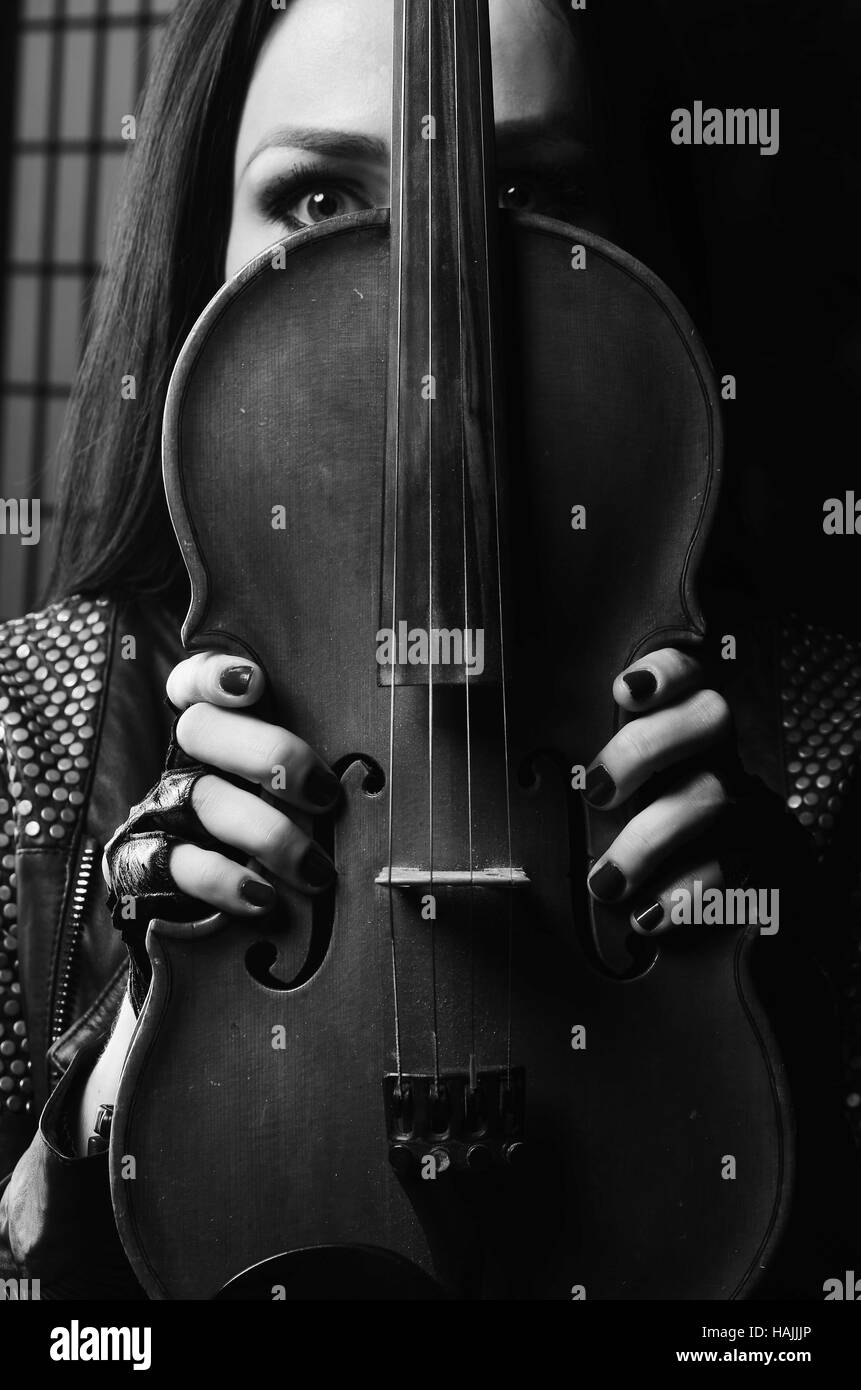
226,0 -> 594,280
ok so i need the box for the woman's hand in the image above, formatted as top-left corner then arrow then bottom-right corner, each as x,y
103,650 -> 339,919
106,645 -> 734,938
583,648 -> 732,937
86,652 -> 339,1151
86,644 -> 732,1149
88,651 -> 338,1152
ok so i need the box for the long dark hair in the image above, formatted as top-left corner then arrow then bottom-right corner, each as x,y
48,0 -> 693,607
48,0 -> 281,605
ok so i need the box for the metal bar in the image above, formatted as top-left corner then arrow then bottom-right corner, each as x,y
13,138 -> 127,154
6,382 -> 72,397
21,15 -> 168,32
0,0 -> 23,492
78,0 -> 110,331
25,0 -> 66,611
6,261 -> 102,276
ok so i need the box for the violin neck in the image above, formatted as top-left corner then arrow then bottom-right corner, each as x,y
382,0 -> 505,686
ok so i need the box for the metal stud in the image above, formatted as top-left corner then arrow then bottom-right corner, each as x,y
781,617 -> 861,1151
0,597 -> 108,1097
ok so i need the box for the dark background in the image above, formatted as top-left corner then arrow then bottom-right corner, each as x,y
0,0 -> 858,625
663,0 -> 861,634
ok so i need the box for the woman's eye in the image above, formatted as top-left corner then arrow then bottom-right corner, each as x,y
499,182 -> 537,211
259,179 -> 370,230
291,187 -> 365,225
498,176 -> 588,220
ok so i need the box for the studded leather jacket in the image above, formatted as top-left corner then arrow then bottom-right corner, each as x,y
0,596 -> 180,1298
0,593 -> 860,1299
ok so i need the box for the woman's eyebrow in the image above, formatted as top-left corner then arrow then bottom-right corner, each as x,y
495,116 -> 591,168
239,117 -> 591,184
240,127 -> 390,180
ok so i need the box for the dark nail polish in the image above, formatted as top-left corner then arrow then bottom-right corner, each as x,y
584,763 -> 615,808
622,668 -> 657,702
303,765 -> 340,809
300,844 -> 336,889
220,665 -> 254,696
588,860 -> 626,902
634,901 -> 664,933
240,878 -> 276,909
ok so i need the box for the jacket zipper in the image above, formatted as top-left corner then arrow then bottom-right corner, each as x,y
52,838 -> 97,1042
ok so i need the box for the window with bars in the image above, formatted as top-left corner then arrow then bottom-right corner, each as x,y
0,0 -> 177,622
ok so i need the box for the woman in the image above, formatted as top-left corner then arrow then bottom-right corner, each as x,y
0,0 -> 857,1299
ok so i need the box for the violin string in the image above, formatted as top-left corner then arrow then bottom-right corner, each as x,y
476,0 -> 517,1086
453,0 -> 478,1093
427,0 -> 441,1090
384,0 -> 411,1088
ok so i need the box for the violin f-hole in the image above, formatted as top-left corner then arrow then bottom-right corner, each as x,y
244,754 -> 384,992
516,748 -> 655,980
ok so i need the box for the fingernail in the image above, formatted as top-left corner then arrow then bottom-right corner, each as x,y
300,844 -> 336,889
588,860 -> 626,902
240,878 -> 276,909
220,665 -> 254,696
584,763 -> 615,808
633,901 -> 664,933
622,669 -> 657,702
303,765 -> 340,809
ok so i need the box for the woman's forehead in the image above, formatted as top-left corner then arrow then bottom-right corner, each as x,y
234,0 -> 587,178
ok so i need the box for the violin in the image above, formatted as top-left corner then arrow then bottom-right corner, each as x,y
110,0 -> 790,1299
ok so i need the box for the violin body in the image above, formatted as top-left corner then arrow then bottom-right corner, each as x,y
110,210 -> 791,1300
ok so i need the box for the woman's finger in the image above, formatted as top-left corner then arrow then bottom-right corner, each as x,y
166,650 -> 266,711
169,841 -> 278,915
612,647 -> 702,713
586,771 -> 727,903
176,703 -> 340,811
584,688 -> 732,810
191,774 -> 336,892
629,859 -> 724,936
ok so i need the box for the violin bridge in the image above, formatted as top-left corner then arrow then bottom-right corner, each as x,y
375,867 -> 530,888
